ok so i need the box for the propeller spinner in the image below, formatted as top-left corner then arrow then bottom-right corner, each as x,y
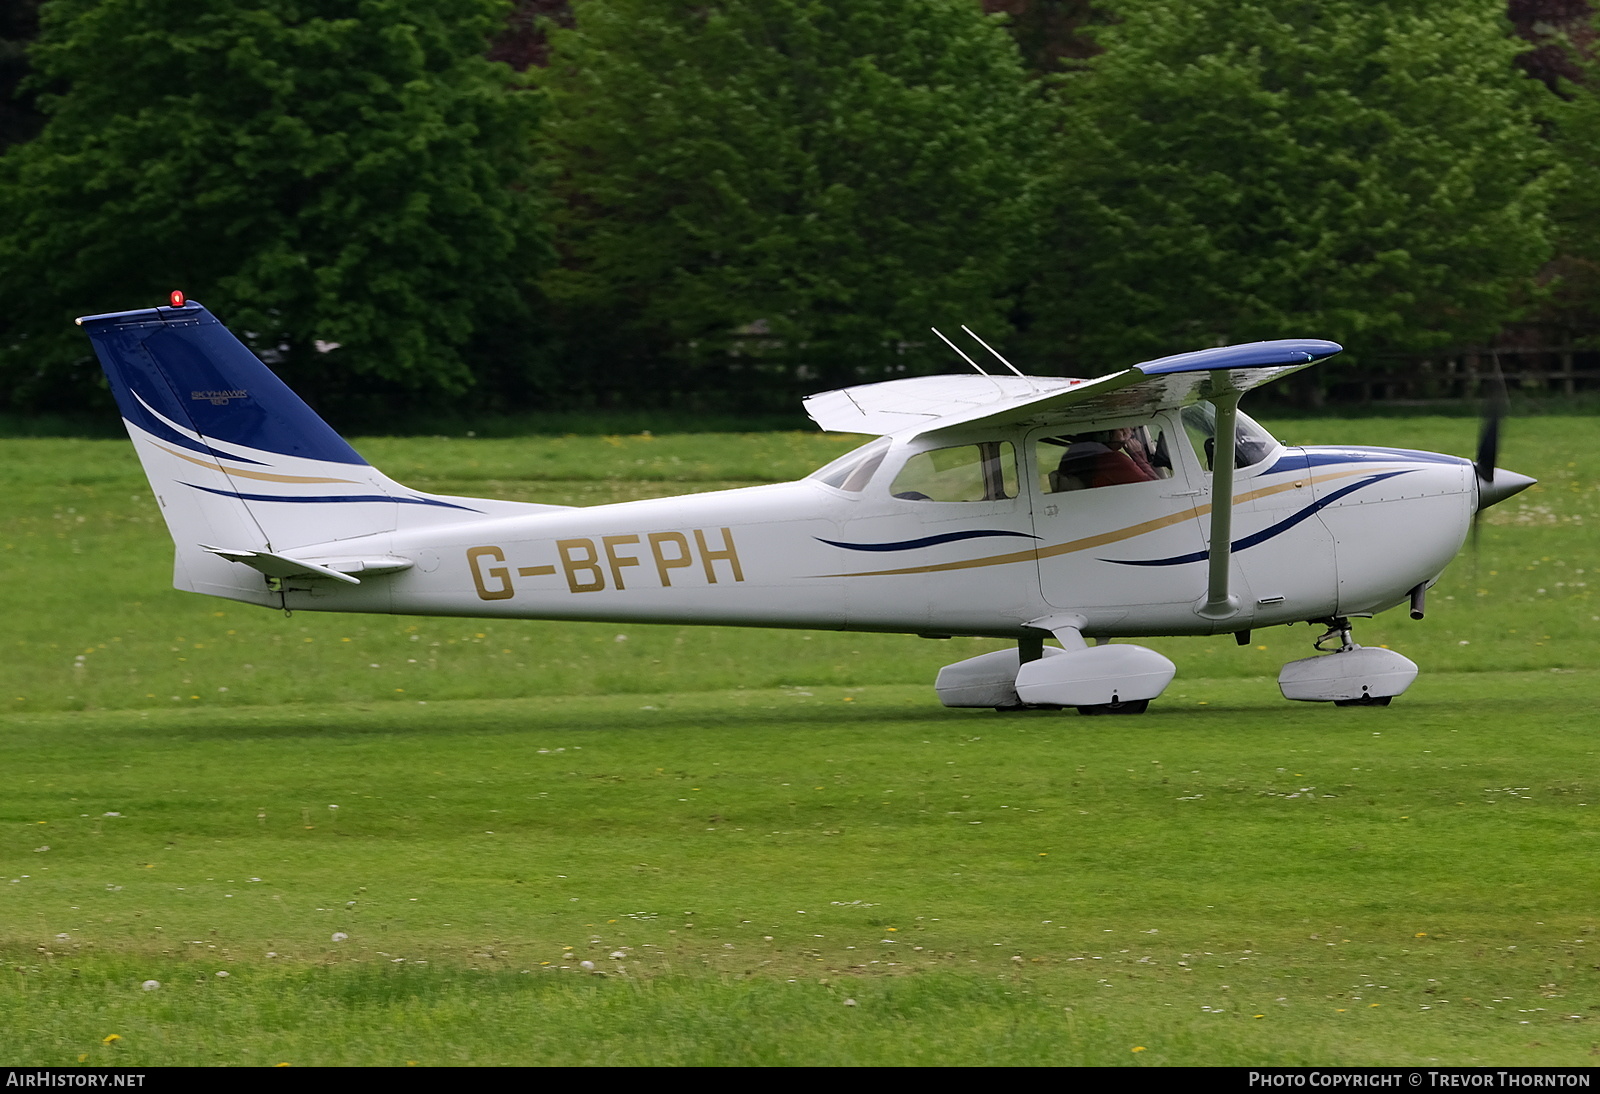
1472,381 -> 1535,513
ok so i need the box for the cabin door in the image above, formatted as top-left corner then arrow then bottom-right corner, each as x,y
1027,413 -> 1213,625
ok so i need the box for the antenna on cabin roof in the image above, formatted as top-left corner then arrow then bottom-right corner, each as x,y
931,327 -> 988,375
961,325 -> 1027,379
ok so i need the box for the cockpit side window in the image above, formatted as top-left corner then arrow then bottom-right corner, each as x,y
1037,423 -> 1173,494
890,441 -> 1017,502
812,438 -> 890,493
1180,402 -> 1277,471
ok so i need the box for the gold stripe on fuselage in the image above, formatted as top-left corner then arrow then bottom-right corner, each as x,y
819,466 -> 1384,579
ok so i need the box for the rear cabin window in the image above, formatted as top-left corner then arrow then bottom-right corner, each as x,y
891,442 -> 1017,502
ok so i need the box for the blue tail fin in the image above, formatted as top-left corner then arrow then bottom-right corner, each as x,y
76,299 -> 516,603
79,299 -> 566,608
77,300 -> 368,467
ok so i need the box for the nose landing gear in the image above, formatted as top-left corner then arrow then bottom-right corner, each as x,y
1278,616 -> 1417,705
1313,618 -> 1355,653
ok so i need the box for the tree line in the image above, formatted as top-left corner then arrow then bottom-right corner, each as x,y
1,0 -> 1596,424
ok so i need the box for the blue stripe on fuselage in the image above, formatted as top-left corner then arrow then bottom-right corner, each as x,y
1101,470 -> 1416,566
817,529 -> 1040,553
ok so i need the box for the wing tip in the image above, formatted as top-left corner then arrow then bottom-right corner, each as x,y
1137,339 -> 1343,376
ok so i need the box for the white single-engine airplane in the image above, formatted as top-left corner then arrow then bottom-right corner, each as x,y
79,296 -> 1534,714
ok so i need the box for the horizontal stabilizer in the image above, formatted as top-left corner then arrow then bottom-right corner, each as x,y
201,545 -> 415,586
805,339 -> 1341,437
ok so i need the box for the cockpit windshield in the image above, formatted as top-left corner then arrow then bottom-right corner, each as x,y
1180,402 -> 1279,471
810,438 -> 890,492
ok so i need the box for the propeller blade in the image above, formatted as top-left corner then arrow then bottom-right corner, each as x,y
1474,367 -> 1509,484
1471,366 -> 1508,555
1474,410 -> 1501,484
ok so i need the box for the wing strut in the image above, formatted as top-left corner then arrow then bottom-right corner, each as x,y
930,328 -> 989,375
1199,391 -> 1243,621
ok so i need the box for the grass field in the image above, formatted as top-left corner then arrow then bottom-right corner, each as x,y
2,417 -> 1598,1065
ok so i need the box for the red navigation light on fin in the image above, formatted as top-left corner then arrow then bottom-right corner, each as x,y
169,290 -> 186,308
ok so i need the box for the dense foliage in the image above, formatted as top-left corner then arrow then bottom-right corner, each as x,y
538,0 -> 1045,407
1024,0 -> 1559,378
0,0 -> 1595,418
0,0 -> 546,415
0,0 -> 44,153
1549,30 -> 1600,344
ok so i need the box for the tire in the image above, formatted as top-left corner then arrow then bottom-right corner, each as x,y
1075,699 -> 1150,716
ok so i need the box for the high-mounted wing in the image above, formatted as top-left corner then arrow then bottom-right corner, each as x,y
801,374 -> 1080,436
804,339 -> 1342,437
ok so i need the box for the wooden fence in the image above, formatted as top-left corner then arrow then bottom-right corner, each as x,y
1320,346 -> 1600,404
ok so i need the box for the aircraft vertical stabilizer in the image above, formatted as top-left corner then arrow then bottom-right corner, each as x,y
75,299 -> 547,603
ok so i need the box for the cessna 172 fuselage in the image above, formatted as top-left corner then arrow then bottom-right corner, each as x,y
78,298 -> 1533,714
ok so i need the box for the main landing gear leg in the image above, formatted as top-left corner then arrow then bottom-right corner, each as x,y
1277,616 -> 1418,706
1013,616 -> 1174,716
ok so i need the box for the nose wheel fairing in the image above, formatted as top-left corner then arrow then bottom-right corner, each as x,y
1277,617 -> 1418,704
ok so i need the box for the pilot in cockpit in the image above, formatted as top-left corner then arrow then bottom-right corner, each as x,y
1048,426 -> 1166,492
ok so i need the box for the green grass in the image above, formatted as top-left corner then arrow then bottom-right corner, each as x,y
2,417 -> 1598,1065
4,680 -> 1599,1065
